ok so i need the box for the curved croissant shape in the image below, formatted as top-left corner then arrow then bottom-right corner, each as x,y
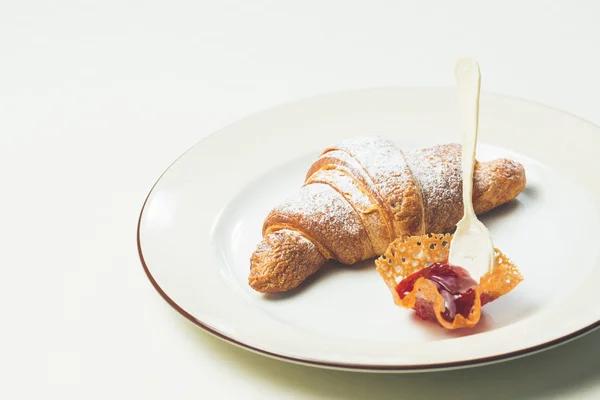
249,136 -> 526,293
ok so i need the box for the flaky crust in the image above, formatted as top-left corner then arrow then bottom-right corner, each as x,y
249,229 -> 325,293
248,136 -> 526,293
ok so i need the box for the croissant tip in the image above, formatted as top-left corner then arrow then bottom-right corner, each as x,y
248,274 -> 278,293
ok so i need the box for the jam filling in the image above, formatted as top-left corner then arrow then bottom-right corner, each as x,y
396,262 -> 478,322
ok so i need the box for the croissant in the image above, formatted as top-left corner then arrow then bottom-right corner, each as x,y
249,136 -> 526,293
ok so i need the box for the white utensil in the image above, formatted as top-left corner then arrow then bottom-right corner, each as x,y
448,58 -> 495,278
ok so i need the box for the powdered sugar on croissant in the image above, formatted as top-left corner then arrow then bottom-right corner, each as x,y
248,136 -> 526,293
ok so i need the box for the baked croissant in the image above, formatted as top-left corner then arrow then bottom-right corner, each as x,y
249,136 -> 526,293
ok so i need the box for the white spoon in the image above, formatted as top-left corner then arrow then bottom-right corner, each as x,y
448,58 -> 495,278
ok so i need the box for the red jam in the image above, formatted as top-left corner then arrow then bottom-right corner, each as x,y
396,262 -> 478,322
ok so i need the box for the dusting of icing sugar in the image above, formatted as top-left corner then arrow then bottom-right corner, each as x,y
335,136 -> 408,190
275,183 -> 362,236
334,136 -> 420,235
404,144 -> 463,231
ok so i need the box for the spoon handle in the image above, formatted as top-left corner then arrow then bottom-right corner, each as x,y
454,58 -> 481,220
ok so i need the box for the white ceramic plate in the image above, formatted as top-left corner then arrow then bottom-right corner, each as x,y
138,87 -> 600,372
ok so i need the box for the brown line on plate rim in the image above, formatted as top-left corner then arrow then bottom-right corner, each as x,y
137,182 -> 600,371
136,88 -> 600,371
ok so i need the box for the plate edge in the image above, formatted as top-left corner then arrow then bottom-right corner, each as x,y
136,87 -> 600,372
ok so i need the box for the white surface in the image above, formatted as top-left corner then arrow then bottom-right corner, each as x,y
3,0 -> 600,398
140,88 -> 600,369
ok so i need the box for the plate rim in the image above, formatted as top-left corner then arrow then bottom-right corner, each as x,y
137,86 -> 600,372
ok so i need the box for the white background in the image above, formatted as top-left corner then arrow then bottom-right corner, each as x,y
2,1 -> 600,398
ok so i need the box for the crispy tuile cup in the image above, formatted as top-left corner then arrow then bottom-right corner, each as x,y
375,233 -> 523,329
